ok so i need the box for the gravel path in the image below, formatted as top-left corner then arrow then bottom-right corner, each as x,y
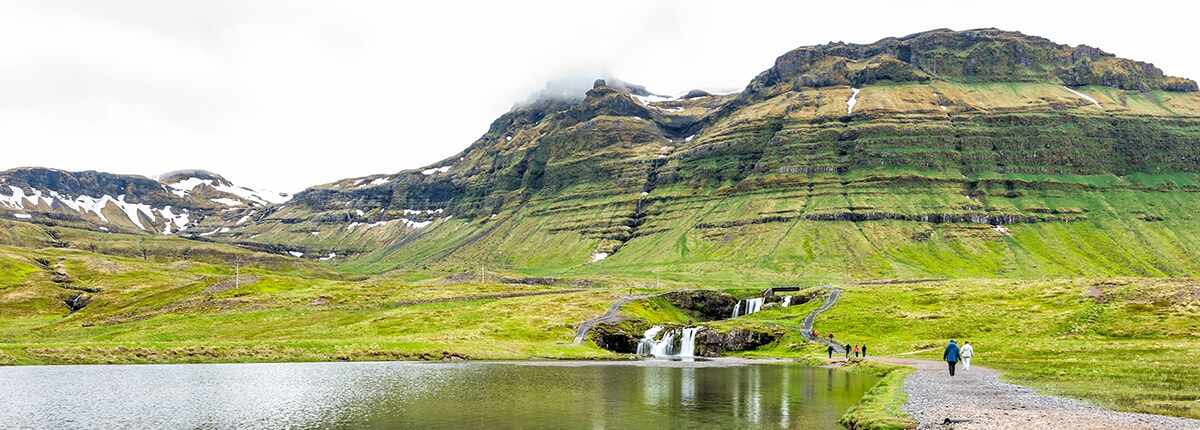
873,357 -> 1200,430
572,294 -> 649,345
801,286 -> 846,354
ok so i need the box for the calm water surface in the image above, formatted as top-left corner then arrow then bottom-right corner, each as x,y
0,360 -> 877,429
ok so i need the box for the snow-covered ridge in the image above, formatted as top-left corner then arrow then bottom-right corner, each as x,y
421,166 -> 451,175
164,177 -> 292,205
1,185 -> 188,234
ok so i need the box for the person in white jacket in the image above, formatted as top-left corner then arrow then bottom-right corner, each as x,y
961,341 -> 974,370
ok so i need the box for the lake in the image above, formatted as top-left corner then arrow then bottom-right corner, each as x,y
0,359 -> 878,429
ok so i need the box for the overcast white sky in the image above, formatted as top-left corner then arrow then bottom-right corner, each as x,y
1,0 -> 1195,193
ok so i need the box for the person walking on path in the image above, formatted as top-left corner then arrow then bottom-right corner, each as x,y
829,333 -> 834,342
861,344 -> 867,357
827,344 -> 834,359
944,339 -> 962,376
844,343 -> 852,359
853,345 -> 860,357
961,340 -> 974,370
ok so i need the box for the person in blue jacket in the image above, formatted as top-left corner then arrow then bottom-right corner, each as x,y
944,339 -> 961,376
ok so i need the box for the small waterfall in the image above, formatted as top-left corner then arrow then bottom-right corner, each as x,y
745,297 -> 764,315
677,327 -> 699,358
731,297 -> 766,317
650,331 -> 676,356
638,326 -> 701,358
781,296 -> 791,307
637,326 -> 665,355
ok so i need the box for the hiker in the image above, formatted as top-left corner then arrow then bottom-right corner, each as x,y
961,341 -> 974,370
844,343 -> 851,358
861,344 -> 867,357
853,345 -> 860,357
812,329 -> 818,338
827,344 -> 834,359
829,333 -> 834,341
944,339 -> 962,376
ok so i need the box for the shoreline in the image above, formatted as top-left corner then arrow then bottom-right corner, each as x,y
871,357 -> 1200,429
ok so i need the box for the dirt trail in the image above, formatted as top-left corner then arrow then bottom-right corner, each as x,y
801,286 -> 845,354
572,294 -> 649,345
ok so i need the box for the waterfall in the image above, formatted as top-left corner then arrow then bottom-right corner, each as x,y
677,327 -> 699,358
781,296 -> 791,307
731,297 -> 766,317
637,326 -> 665,355
638,326 -> 701,358
650,331 -> 676,356
745,297 -> 764,315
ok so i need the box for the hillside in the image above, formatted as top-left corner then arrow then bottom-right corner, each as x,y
3,28 -> 1200,282
199,28 -> 1200,281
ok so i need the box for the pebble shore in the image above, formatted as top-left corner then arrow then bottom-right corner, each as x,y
873,358 -> 1200,430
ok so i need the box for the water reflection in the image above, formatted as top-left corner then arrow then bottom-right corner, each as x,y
0,361 -> 877,430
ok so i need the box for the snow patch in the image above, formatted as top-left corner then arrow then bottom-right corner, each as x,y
166,177 -> 292,205
422,166 -> 451,175
505,136 -> 512,142
403,208 -> 444,215
199,227 -> 222,237
993,225 -> 1011,235
591,252 -> 609,262
371,178 -> 389,186
157,206 -> 190,234
114,195 -> 154,230
13,213 -> 31,219
288,251 -> 304,258
311,231 -> 320,236
940,105 -> 948,111
847,87 -> 861,114
319,252 -> 337,262
356,209 -> 365,217
632,94 -> 681,105
685,135 -> 696,142
1063,86 -> 1102,109
404,219 -> 432,229
211,198 -> 244,207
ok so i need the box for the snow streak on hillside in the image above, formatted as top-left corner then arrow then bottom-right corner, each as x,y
166,177 -> 292,205
1,185 -> 188,233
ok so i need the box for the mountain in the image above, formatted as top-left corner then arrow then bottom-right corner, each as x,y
0,167 -> 289,236
6,28 -> 1200,280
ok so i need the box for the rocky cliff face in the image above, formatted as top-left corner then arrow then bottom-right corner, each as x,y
741,28 -> 1197,105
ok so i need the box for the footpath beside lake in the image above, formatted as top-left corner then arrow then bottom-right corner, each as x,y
873,357 -> 1200,430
